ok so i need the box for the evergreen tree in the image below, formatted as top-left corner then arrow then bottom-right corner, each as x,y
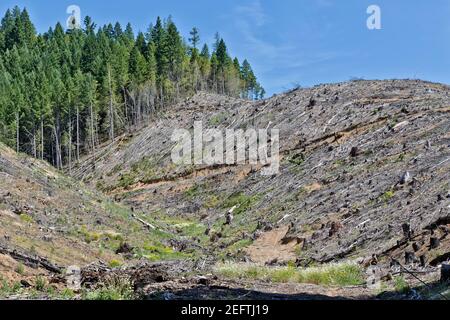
19,8 -> 36,46
124,23 -> 134,41
113,22 -> 123,40
84,16 -> 96,35
0,7 -> 264,166
189,27 -> 200,49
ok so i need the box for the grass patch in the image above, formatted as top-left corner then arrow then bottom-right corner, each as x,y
117,172 -> 137,190
214,262 -> 365,287
83,277 -> 134,300
209,112 -> 228,126
204,195 -> 220,208
57,288 -> 76,300
35,276 -> 47,291
220,192 -> 260,215
20,214 -> 34,224
394,276 -> 410,294
135,242 -> 191,262
0,278 -> 22,297
114,158 -> 156,189
227,239 -> 253,253
15,263 -> 25,275
78,226 -> 124,245
108,259 -> 123,268
78,226 -> 101,243
173,221 -> 207,238
185,184 -> 202,199
380,189 -> 395,203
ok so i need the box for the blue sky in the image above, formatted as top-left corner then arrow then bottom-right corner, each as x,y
1,0 -> 449,96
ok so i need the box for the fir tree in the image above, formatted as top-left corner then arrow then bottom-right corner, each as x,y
0,7 -> 264,166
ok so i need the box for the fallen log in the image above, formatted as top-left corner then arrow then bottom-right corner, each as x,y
131,214 -> 156,230
0,245 -> 62,274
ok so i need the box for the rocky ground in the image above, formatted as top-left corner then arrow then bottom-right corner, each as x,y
0,79 -> 449,299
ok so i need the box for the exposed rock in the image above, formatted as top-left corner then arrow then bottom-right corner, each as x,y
65,265 -> 81,291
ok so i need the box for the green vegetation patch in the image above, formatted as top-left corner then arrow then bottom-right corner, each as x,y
214,262 -> 365,287
379,188 -> 395,203
220,192 -> 261,215
393,276 -> 411,294
209,112 -> 229,126
83,277 -> 134,300
135,242 -> 191,262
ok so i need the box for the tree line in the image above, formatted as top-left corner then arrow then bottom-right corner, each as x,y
0,7 -> 264,170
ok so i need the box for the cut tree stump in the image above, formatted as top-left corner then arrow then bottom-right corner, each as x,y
419,255 -> 426,267
405,251 -> 415,264
441,264 -> 450,282
430,237 -> 440,249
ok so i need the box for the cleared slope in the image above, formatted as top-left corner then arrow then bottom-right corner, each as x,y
0,141 -> 184,286
74,80 -> 450,267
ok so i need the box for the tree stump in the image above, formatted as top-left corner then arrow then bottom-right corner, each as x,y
402,223 -> 411,239
441,264 -> 450,282
419,255 -> 426,267
430,237 -> 440,249
405,251 -> 415,264
350,147 -> 359,158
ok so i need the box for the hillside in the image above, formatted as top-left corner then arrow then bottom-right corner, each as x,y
1,79 -> 449,299
74,79 -> 450,268
0,141 -> 186,296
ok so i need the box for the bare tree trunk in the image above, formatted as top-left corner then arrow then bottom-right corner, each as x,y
51,140 -> 55,167
32,127 -> 36,158
160,86 -> 164,109
53,126 -> 61,170
76,105 -> 80,163
123,87 -> 129,132
16,111 -> 19,153
40,118 -> 44,160
68,114 -> 72,175
108,66 -> 115,142
56,113 -> 62,169
89,102 -> 96,168
222,73 -> 225,95
137,92 -> 142,128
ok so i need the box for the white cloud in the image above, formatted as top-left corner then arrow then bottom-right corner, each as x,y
232,1 -> 338,69
230,0 -> 349,94
235,0 -> 267,27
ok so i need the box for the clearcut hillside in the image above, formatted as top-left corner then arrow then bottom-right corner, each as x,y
73,79 -> 450,267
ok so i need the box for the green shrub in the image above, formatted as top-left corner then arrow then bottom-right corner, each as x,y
20,214 -> 34,224
394,276 -> 410,294
108,259 -> 123,268
380,189 -> 395,202
35,276 -> 46,291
